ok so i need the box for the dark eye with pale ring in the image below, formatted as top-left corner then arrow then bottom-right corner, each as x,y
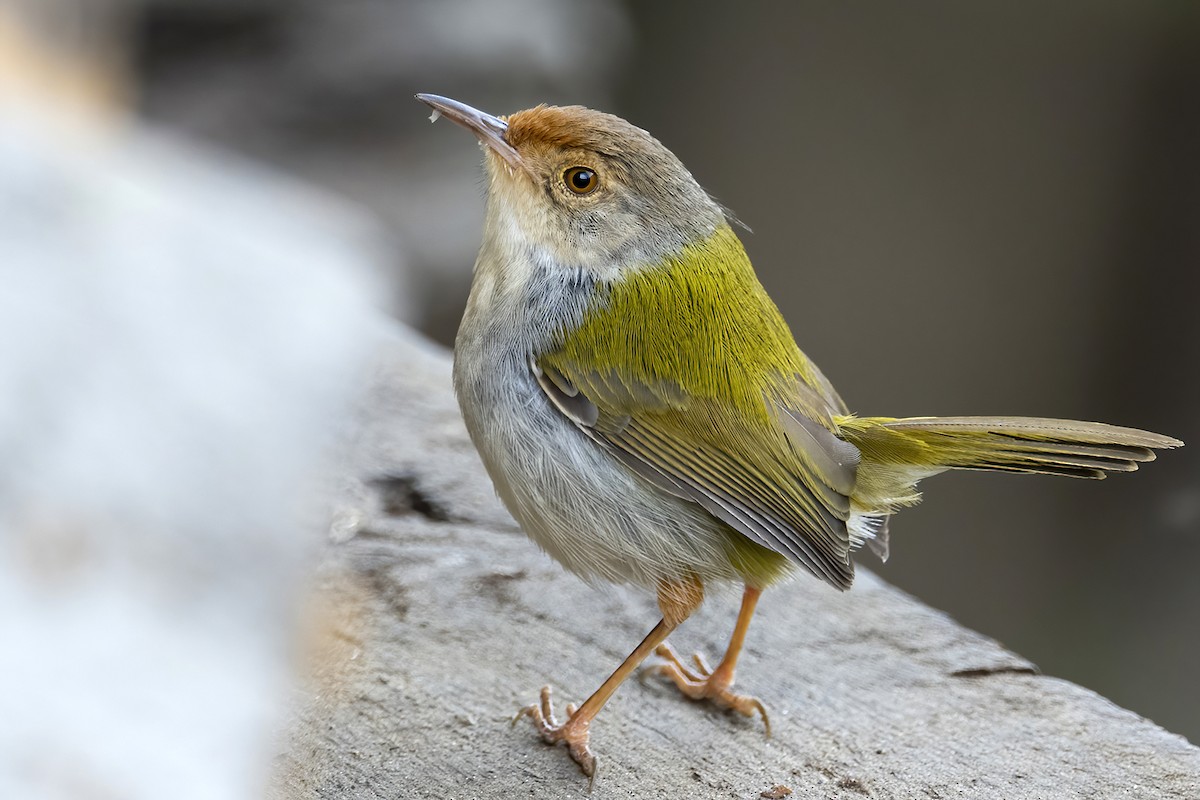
563,166 -> 599,195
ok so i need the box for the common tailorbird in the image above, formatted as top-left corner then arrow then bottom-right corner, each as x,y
416,92 -> 1182,782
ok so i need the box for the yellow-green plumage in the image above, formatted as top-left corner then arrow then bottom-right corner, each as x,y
539,224 -> 862,588
536,223 -> 1182,590
544,224 -> 817,422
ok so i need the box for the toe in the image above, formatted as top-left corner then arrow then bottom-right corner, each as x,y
568,739 -> 596,779
716,690 -> 772,736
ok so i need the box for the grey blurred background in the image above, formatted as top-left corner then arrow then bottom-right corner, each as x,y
4,0 -> 1197,765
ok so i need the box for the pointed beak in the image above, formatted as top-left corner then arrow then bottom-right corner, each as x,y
416,93 -> 524,171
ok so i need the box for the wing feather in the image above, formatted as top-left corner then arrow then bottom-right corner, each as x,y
534,359 -> 861,588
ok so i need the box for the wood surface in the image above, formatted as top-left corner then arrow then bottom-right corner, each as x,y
271,327 -> 1200,800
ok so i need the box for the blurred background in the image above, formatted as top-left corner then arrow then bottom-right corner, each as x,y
2,0 -> 1197,792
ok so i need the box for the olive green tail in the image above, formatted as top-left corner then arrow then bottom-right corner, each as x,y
838,415 -> 1182,481
831,415 -> 1180,563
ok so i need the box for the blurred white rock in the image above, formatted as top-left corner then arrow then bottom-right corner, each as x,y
0,99 -> 391,799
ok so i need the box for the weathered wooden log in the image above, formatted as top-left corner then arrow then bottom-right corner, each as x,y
272,326 -> 1200,799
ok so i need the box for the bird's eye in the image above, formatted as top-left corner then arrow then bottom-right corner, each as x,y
563,166 -> 599,195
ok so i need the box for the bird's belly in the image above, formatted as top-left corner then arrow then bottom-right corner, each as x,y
453,349 -> 744,588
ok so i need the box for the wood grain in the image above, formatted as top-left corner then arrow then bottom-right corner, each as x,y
271,327 -> 1200,799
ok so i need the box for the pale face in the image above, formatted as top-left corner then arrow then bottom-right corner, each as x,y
480,105 -> 726,278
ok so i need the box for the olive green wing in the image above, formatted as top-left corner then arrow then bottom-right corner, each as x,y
532,357 -> 862,589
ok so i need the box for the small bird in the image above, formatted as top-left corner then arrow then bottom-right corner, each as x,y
417,93 -> 1182,781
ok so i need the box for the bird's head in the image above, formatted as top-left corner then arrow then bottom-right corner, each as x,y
417,94 -> 726,277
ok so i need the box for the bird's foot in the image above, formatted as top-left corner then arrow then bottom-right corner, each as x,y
513,685 -> 597,784
648,643 -> 772,736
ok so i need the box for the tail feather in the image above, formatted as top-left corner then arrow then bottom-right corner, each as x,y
837,414 -> 1182,515
882,416 -> 1179,452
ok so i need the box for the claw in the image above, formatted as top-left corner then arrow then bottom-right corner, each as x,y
513,685 -> 598,781
650,644 -> 772,737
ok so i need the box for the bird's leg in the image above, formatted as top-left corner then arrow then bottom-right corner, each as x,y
514,575 -> 704,783
650,584 -> 771,735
